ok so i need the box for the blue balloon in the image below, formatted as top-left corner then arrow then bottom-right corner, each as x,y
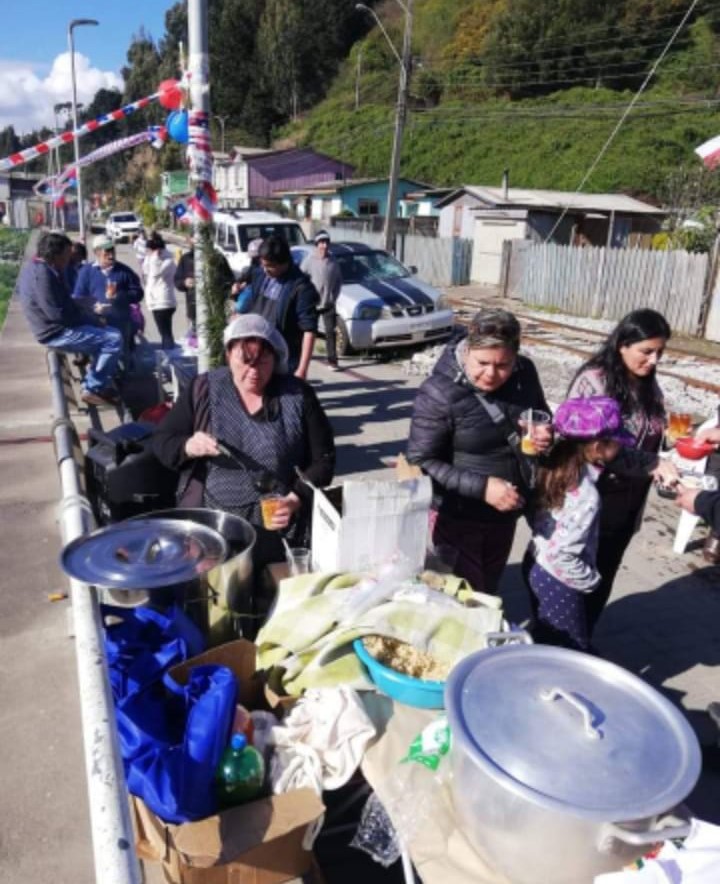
166,110 -> 189,144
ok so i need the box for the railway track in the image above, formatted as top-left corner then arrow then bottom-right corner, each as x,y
450,297 -> 720,397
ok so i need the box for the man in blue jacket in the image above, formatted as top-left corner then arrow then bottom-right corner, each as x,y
17,231 -> 123,406
247,235 -> 318,379
73,233 -> 143,359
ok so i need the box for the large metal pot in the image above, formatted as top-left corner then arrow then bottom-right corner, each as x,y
445,645 -> 701,884
133,508 -> 257,641
60,517 -> 228,611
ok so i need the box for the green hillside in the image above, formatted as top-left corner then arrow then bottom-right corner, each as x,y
283,0 -> 720,201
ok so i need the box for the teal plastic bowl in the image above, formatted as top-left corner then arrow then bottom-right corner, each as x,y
353,637 -> 446,709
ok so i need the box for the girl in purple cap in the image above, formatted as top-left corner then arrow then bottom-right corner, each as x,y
524,396 -> 635,651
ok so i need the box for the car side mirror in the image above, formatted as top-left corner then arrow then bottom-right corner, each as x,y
408,265 -> 418,275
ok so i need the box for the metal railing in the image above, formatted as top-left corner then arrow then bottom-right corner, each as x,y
47,350 -> 142,884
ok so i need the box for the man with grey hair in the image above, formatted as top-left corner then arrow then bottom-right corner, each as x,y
17,231 -> 124,406
301,229 -> 342,370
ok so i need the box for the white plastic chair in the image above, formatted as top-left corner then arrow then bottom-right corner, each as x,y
673,413 -> 718,554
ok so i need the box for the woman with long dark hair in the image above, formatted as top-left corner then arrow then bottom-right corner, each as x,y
568,308 -> 679,632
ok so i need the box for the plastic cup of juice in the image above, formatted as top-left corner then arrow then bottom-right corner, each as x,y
259,494 -> 282,530
519,409 -> 551,456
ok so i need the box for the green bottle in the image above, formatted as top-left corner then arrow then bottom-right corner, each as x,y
215,733 -> 265,808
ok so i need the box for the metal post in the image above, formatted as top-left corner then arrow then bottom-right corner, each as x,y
68,19 -> 98,243
383,0 -> 413,254
355,47 -> 363,111
47,351 -> 141,884
189,0 -> 211,373
214,114 -> 228,154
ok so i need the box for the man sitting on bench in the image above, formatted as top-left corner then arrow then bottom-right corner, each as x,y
16,231 -> 123,406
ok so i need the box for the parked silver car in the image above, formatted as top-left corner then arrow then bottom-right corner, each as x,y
292,241 -> 454,355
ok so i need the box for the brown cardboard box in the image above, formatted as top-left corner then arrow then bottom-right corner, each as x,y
131,640 -> 325,884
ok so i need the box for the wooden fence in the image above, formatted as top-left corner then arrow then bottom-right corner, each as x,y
508,241 -> 710,336
329,224 -> 471,287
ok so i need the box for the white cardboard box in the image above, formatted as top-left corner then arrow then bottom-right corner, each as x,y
311,476 -> 432,573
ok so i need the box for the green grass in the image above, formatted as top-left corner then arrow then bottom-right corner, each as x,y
0,230 -> 30,330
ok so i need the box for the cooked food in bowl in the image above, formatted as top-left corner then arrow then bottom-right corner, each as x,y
362,635 -> 450,682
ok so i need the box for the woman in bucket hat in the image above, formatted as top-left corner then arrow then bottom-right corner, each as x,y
523,397 -> 635,651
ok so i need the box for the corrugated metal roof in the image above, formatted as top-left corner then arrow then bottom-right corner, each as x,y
437,185 -> 665,215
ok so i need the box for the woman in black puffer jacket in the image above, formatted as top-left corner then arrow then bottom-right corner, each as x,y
407,309 -> 551,594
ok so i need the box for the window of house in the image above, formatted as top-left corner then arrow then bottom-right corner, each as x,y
358,199 -> 380,216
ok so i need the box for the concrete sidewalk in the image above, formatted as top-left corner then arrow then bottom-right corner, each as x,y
0,248 -> 718,884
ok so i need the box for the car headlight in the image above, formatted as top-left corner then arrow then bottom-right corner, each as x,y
354,301 -> 383,321
435,293 -> 451,311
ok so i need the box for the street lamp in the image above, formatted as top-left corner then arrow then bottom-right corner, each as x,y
68,17 -> 99,242
356,1 -> 414,253
214,114 -> 229,154
52,102 -> 73,229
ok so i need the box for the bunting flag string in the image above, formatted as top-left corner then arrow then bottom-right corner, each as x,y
33,128 -> 168,206
0,92 -> 162,172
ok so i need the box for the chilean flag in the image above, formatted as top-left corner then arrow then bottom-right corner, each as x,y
695,134 -> 720,170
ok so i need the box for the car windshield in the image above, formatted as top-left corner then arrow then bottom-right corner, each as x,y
113,214 -> 138,223
237,224 -> 306,250
336,250 -> 410,283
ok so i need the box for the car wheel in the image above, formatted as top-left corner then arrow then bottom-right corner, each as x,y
335,317 -> 355,357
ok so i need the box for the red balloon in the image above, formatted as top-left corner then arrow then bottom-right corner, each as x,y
158,79 -> 183,110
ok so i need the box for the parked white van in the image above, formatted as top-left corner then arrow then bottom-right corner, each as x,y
212,210 -> 307,277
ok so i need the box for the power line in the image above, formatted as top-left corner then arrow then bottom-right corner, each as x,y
417,1 -> 720,62
544,0 -> 702,242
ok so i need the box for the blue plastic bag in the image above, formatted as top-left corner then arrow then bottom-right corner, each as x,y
103,604 -> 205,700
118,663 -> 237,822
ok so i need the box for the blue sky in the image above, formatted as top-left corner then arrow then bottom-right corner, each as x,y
1,1 -> 177,134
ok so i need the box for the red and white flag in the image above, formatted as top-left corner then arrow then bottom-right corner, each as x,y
695,134 -> 720,170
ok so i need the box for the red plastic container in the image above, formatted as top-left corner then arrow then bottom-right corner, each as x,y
675,436 -> 715,460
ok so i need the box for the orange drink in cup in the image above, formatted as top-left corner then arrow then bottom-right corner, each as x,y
666,412 -> 692,446
519,409 -> 551,456
260,494 -> 282,530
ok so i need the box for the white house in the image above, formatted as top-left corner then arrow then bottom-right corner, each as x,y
436,184 -> 667,285
212,146 -> 272,208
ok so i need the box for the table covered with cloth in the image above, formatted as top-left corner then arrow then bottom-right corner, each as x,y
255,570 -> 505,697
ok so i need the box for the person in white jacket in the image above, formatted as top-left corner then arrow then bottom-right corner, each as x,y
143,233 -> 177,350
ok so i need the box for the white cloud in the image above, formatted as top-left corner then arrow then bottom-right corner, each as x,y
0,52 -> 123,136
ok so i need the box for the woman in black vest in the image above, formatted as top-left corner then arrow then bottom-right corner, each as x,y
153,313 -> 335,573
407,309 -> 551,594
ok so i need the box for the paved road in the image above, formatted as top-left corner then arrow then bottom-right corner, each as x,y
0,249 -> 717,883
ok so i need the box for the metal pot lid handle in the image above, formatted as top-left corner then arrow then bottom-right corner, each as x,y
541,687 -> 602,740
597,810 -> 692,853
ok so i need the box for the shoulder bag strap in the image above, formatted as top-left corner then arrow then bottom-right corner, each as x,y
472,390 -> 536,490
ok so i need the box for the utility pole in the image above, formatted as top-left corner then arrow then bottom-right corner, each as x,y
384,0 -> 413,254
188,0 -> 211,372
214,114 -> 228,153
355,46 -> 363,111
68,18 -> 98,242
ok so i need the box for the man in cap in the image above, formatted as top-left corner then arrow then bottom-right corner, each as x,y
73,233 -> 143,360
300,229 -> 342,370
17,231 -> 123,406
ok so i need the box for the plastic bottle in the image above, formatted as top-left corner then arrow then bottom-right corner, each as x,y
231,704 -> 255,744
215,733 -> 265,808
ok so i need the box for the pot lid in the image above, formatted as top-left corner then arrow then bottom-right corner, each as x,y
445,646 -> 701,820
60,518 -> 228,590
